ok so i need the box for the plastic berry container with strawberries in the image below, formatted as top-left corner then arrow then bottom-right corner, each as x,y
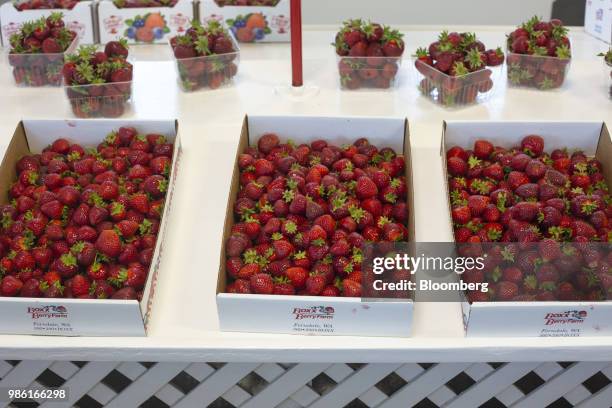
62,41 -> 133,118
6,13 -> 78,87
333,20 -> 405,90
412,31 -> 504,108
506,16 -> 572,90
414,62 -> 501,107
169,20 -> 240,92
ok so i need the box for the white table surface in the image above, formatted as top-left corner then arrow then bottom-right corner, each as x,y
0,26 -> 611,363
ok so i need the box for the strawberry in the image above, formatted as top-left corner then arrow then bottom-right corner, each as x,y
285,267 -> 308,289
1,275 -> 23,296
496,281 -> 518,301
473,140 -> 494,160
40,200 -> 63,220
95,230 -> 122,258
356,176 -> 378,199
342,279 -> 361,297
305,274 -> 327,296
129,193 -> 150,214
246,273 -> 272,294
71,275 -> 91,297
447,157 -> 468,176
452,206 -> 471,224
507,171 -> 530,190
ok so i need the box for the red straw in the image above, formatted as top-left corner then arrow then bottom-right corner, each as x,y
290,0 -> 303,87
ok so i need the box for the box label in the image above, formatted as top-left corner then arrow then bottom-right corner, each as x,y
200,0 -> 290,42
97,0 -> 193,44
291,306 -> 335,334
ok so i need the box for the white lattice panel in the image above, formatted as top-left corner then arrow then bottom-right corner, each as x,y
1,360 -> 612,407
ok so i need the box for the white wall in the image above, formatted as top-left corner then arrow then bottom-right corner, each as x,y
302,0 -> 554,26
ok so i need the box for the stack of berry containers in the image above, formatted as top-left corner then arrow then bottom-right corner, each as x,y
62,42 -> 134,118
169,22 -> 241,92
8,37 -> 78,86
414,62 -> 501,107
506,17 -> 572,90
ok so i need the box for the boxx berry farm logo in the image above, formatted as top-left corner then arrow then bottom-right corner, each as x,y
544,310 -> 587,326
27,305 -> 68,320
292,306 -> 335,320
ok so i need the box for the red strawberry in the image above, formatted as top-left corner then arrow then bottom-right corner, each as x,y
285,267 -> 308,289
521,135 -> 544,157
95,230 -> 122,258
356,176 -> 378,199
496,281 -> 518,301
473,140 -> 494,159
305,274 -> 326,296
250,273 -> 273,294
1,275 -> 23,296
71,275 -> 91,297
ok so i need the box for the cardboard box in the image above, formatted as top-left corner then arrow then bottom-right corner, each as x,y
441,121 -> 612,338
199,0 -> 289,42
0,1 -> 96,45
97,0 -> 194,44
585,0 -> 612,44
217,115 -> 415,337
0,119 -> 182,336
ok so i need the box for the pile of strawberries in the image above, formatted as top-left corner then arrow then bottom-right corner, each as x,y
333,19 -> 405,90
63,41 -> 133,118
447,135 -> 612,302
225,135 -> 408,297
0,128 -> 173,300
14,0 -> 79,10
170,20 -> 239,91
8,14 -> 77,87
507,16 -> 571,90
414,31 -> 503,107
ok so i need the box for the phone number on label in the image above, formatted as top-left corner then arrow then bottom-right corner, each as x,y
2,388 -> 68,401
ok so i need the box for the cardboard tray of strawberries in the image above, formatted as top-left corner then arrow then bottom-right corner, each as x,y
0,119 -> 181,337
97,0 -> 194,44
442,121 -> 612,337
217,115 -> 415,337
0,0 -> 95,45
199,0 -> 289,43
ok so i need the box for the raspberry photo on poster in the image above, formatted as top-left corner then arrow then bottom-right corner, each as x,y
446,134 -> 612,303
0,127 -> 174,301
225,134 -> 409,298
